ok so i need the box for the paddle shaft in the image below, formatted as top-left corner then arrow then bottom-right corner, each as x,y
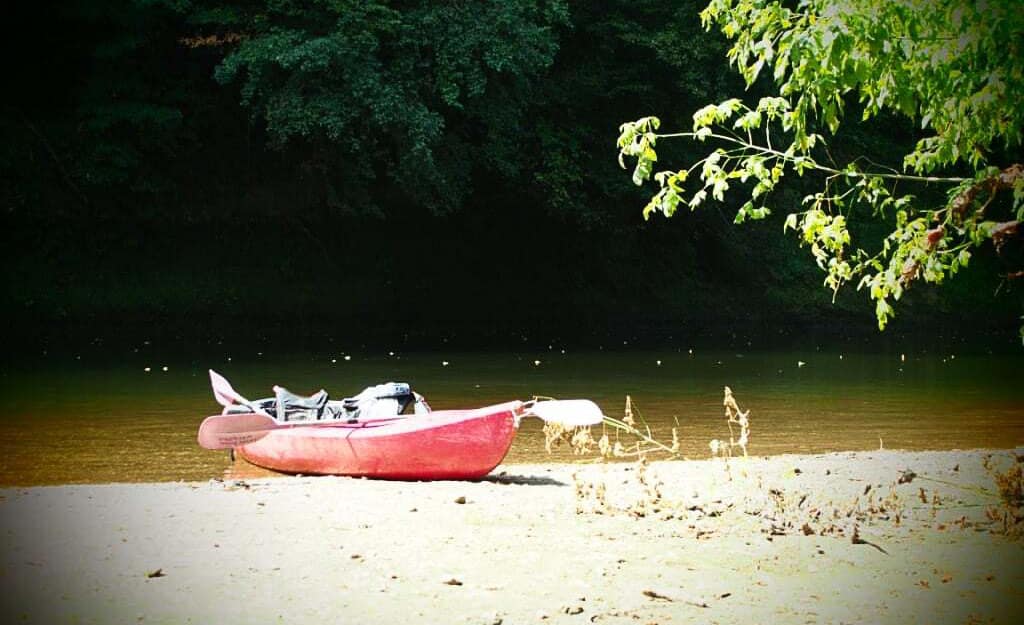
197,412 -> 407,450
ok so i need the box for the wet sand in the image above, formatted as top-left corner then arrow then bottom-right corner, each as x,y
1,449 -> 1022,624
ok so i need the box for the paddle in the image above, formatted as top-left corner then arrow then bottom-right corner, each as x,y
197,411 -> 410,450
198,398 -> 606,450
197,412 -> 280,449
522,399 -> 605,427
209,369 -> 272,417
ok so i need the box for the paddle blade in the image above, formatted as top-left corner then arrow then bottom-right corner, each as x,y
208,370 -> 272,417
197,412 -> 279,450
528,399 -> 605,427
209,369 -> 245,407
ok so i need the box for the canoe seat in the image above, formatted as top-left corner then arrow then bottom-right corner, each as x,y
337,382 -> 416,422
274,386 -> 330,422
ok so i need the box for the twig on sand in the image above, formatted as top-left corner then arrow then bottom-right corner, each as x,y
851,525 -> 889,555
642,589 -> 709,608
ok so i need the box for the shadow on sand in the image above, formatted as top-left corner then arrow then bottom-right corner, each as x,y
482,472 -> 567,486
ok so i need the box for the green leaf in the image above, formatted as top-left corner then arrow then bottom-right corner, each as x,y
617,0 -> 1024,343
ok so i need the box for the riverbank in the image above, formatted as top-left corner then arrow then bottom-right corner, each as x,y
2,449 -> 1022,624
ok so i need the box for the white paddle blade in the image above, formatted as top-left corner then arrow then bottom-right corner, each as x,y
209,369 -> 272,417
197,412 -> 278,450
529,399 -> 605,427
209,369 -> 244,407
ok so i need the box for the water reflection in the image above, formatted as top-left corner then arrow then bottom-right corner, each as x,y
0,350 -> 1020,486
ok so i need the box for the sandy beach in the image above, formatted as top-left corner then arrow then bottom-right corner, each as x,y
2,449 -> 1022,624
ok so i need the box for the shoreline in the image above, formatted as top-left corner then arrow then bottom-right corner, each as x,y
4,443 -> 1024,489
2,448 -> 1022,624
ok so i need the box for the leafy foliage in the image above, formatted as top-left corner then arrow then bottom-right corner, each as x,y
5,0 -> 1017,342
189,0 -> 568,214
618,0 -> 1024,337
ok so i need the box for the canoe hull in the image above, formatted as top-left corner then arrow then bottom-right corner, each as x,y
236,401 -> 522,480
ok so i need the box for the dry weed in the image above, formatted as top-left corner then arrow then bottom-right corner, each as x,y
544,422 -> 600,455
710,386 -> 750,459
600,396 -> 681,459
625,457 -> 667,518
751,481 -> 914,540
572,458 -> 671,519
982,453 -> 1024,536
546,394 -> 685,463
561,391 -> 1019,550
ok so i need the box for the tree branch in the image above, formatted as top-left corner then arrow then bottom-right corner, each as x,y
950,164 -> 1024,220
656,131 -> 970,183
991,220 -> 1020,251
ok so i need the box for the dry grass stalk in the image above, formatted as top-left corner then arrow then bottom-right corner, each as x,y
542,421 -> 570,453
624,395 -> 636,427
543,422 -> 597,455
601,396 -> 681,459
710,386 -> 750,459
543,422 -> 610,457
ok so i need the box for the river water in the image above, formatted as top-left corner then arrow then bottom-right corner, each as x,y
1,349 -> 1020,486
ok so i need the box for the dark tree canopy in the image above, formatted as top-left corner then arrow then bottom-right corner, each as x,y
195,0 -> 568,214
2,1 -> 1019,348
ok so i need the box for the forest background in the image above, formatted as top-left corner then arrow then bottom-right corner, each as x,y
4,0 -> 1020,354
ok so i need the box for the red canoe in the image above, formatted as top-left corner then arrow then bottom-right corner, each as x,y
231,400 -> 523,480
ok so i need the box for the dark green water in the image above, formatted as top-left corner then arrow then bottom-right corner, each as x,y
1,349 -> 1020,486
